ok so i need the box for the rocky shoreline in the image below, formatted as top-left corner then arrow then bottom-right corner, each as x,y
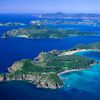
0,46 -> 99,89
0,73 -> 63,89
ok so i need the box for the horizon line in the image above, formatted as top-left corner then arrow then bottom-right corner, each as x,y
0,12 -> 100,14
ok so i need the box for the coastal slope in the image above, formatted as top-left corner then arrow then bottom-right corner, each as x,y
0,49 -> 96,89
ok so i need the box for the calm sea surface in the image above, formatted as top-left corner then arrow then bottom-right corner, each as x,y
0,14 -> 100,100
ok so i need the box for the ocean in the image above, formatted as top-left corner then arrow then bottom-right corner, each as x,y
0,14 -> 100,100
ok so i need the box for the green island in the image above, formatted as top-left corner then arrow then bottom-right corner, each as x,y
71,42 -> 100,50
30,19 -> 100,27
0,42 -> 100,89
0,22 -> 26,26
3,25 -> 97,38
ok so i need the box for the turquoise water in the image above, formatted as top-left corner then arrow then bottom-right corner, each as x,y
0,47 -> 100,100
76,51 -> 100,61
60,51 -> 100,98
0,14 -> 100,100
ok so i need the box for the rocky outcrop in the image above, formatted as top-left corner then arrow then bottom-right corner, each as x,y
8,61 -> 24,73
1,73 -> 63,89
0,75 -> 4,81
0,48 -> 98,89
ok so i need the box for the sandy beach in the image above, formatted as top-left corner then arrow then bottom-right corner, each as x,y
58,68 -> 86,76
59,49 -> 100,56
60,49 -> 87,56
58,49 -> 100,76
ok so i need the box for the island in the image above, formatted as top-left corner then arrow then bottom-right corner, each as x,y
0,22 -> 26,27
3,25 -> 97,38
33,13 -> 100,20
0,42 -> 100,89
68,42 -> 100,53
30,19 -> 100,27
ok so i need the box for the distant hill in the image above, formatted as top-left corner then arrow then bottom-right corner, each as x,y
33,13 -> 100,19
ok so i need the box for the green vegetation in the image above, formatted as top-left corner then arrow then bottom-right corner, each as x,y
0,49 -> 96,89
3,25 -> 97,38
37,51 -> 95,70
71,42 -> 100,50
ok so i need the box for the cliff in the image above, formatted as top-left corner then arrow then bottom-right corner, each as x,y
0,48 -> 97,89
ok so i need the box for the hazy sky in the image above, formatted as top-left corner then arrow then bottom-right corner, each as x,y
0,0 -> 100,13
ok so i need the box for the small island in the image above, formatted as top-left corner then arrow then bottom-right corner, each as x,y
71,42 -> 100,50
3,25 -> 97,38
30,19 -> 100,27
0,42 -> 100,89
0,22 -> 26,27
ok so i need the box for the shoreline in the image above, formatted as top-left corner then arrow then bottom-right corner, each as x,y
57,68 -> 87,76
58,49 -> 100,76
64,49 -> 87,55
59,49 -> 100,56
2,35 -> 99,40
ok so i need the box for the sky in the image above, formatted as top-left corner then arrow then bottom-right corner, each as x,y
0,0 -> 100,13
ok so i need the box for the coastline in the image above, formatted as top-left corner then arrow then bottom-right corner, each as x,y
58,62 -> 98,76
59,49 -> 100,56
0,48 -> 99,89
62,49 -> 87,55
57,68 -> 87,76
58,49 -> 100,76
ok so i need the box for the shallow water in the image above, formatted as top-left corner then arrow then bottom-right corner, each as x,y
60,51 -> 100,99
0,14 -> 100,100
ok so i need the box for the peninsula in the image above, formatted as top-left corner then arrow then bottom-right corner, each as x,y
0,42 -> 100,89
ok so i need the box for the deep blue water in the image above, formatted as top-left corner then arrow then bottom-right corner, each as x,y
0,14 -> 100,100
0,51 -> 100,100
48,24 -> 100,33
1,14 -> 100,35
0,36 -> 100,72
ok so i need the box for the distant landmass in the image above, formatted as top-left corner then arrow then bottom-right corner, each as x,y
33,12 -> 100,19
0,22 -> 26,26
3,25 -> 97,39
